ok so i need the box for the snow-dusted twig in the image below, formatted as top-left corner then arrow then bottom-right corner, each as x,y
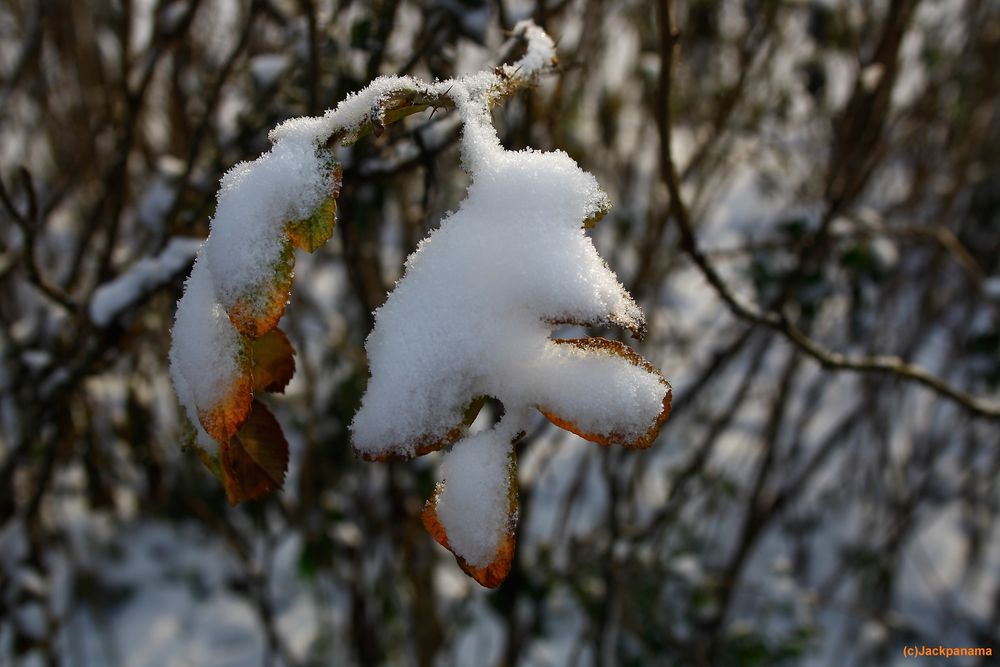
89,237 -> 201,327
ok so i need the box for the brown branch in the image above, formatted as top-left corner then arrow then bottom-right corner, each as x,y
655,0 -> 1000,421
705,219 -> 986,287
0,168 -> 77,313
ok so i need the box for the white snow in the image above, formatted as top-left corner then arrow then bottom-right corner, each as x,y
508,20 -> 557,75
349,22 -> 669,570
169,253 -> 246,451
167,20 -> 667,572
435,428 -> 516,567
204,135 -> 330,315
170,20 -> 566,455
249,54 -> 290,88
349,141 -> 657,458
90,237 -> 201,326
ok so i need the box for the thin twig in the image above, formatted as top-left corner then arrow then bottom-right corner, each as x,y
0,169 -> 77,313
655,0 -> 1000,420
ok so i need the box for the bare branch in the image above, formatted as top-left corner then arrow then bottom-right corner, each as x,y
0,169 -> 77,313
655,0 -> 1000,421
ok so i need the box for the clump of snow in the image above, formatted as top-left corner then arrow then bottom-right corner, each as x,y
91,237 -> 201,326
506,20 -> 557,76
349,22 -> 669,573
169,254 -> 245,452
352,78 -> 656,460
350,141 -> 657,453
204,136 -> 330,314
435,428 -> 516,567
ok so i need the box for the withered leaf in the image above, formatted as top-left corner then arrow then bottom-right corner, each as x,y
220,400 -> 289,505
421,449 -> 517,589
227,242 -> 295,339
251,327 -> 296,393
287,195 -> 337,253
196,346 -> 253,444
538,337 -> 672,449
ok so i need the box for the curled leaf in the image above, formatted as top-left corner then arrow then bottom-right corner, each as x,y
537,337 -> 672,449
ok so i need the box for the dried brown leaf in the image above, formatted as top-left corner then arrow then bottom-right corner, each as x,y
220,400 -> 289,505
251,328 -> 296,393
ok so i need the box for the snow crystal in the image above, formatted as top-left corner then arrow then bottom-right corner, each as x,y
90,237 -> 201,326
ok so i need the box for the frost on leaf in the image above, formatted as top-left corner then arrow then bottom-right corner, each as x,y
350,21 -> 672,587
169,129 -> 338,502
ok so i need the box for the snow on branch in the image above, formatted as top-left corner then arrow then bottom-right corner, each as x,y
349,22 -> 671,587
90,237 -> 202,327
169,21 -> 563,507
169,21 -> 671,584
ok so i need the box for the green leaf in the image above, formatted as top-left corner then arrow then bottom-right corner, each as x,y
287,195 -> 337,253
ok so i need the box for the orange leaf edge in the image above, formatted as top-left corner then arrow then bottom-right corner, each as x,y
198,373 -> 253,443
538,337 -> 672,448
421,483 -> 517,588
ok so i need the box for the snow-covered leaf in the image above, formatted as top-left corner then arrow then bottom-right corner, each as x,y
350,20 -> 671,586
286,195 -> 337,253
421,431 -> 518,588
537,338 -> 672,449
227,241 -> 295,339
